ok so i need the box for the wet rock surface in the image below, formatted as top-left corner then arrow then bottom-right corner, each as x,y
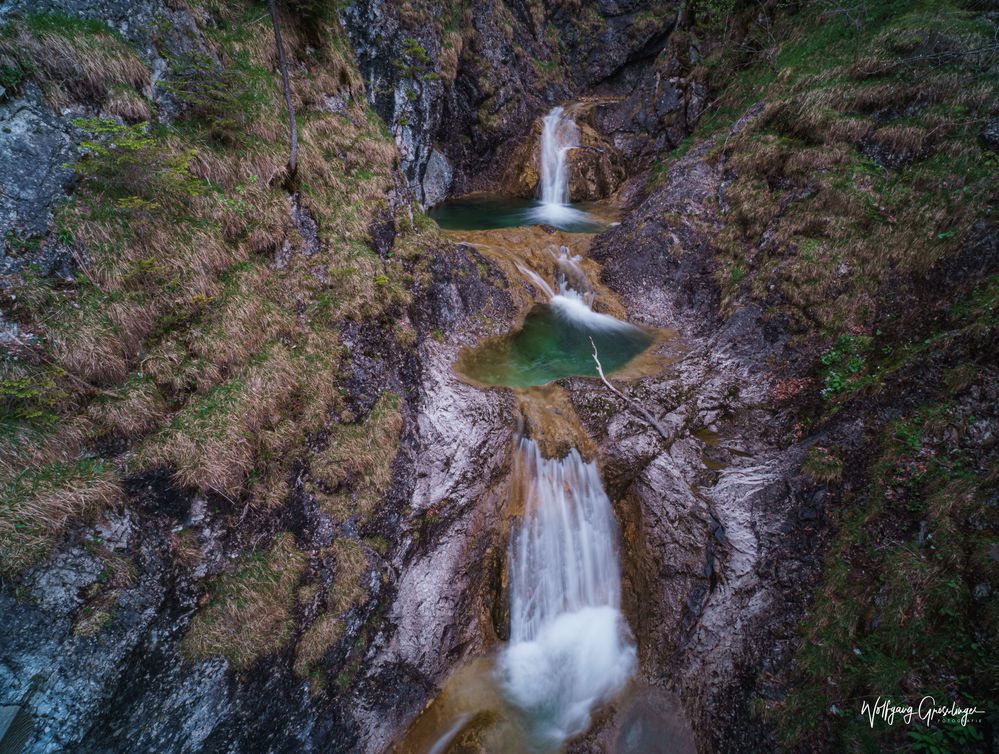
0,86 -> 79,248
0,239 -> 520,752
591,25 -> 707,166
562,119 -> 819,752
341,0 -> 679,203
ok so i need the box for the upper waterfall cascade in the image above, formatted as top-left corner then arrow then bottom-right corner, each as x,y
529,107 -> 592,228
538,107 -> 578,206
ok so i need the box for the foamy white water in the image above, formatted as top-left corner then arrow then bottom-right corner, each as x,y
529,107 -> 594,228
550,293 -> 635,333
516,263 -> 558,300
553,246 -> 593,305
538,107 -> 578,205
497,439 -> 635,750
517,249 -> 636,335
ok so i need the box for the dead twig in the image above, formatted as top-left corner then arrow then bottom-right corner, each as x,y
268,0 -> 298,183
589,337 -> 672,443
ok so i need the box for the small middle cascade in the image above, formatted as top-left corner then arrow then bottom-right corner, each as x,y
497,438 -> 636,750
456,248 -> 654,388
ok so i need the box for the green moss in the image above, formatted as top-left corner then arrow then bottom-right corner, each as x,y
778,400 -> 997,749
309,392 -> 403,525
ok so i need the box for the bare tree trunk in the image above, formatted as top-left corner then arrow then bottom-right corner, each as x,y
268,0 -> 298,181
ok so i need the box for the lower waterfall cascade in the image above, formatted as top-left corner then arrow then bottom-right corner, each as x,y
497,438 -> 636,750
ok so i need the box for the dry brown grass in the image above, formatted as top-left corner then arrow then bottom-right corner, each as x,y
293,537 -> 369,681
104,86 -> 153,122
87,378 -> 166,437
182,533 -> 306,671
0,19 -> 148,107
46,310 -> 132,385
310,392 -> 403,525
140,343 -> 300,492
186,261 -> 297,374
0,462 -> 122,576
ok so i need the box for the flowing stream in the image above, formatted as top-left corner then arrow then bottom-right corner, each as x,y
456,246 -> 654,388
498,439 -> 635,750
412,104 -> 643,753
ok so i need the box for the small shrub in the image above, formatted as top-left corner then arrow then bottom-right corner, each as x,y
71,118 -> 205,213
819,334 -> 872,398
802,445 -> 844,482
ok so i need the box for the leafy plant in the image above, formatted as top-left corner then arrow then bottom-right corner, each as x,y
71,118 -> 205,210
160,50 -> 270,146
819,334 -> 872,398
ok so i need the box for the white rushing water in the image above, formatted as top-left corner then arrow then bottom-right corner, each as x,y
497,438 -> 635,750
530,107 -> 591,228
517,247 -> 635,336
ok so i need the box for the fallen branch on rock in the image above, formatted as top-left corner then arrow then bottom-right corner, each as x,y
590,337 -> 672,443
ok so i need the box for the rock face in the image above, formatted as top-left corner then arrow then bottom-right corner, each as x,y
563,123 -> 820,752
341,0 -> 680,204
0,242 -> 519,753
592,27 -> 708,165
565,123 -> 626,202
0,86 -> 78,247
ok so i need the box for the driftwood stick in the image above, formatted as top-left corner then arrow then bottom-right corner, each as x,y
590,337 -> 671,443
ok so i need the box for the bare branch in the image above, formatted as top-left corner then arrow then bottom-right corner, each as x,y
268,0 -> 298,183
589,337 -> 672,443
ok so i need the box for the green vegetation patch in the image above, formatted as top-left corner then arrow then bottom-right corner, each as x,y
0,458 -> 122,576
776,400 -> 997,750
293,537 -> 371,685
182,533 -> 307,671
309,392 -> 403,525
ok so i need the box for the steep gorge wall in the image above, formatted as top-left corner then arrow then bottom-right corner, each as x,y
0,1 -> 524,751
340,0 -> 689,204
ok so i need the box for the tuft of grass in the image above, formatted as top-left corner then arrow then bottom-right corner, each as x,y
309,392 -> 403,525
182,533 -> 306,671
0,458 -> 122,576
138,343 -> 300,493
0,13 -> 148,107
293,537 -> 370,683
802,445 -> 844,482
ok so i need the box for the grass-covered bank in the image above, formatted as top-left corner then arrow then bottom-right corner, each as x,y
0,1 -> 439,677
650,1 -> 998,750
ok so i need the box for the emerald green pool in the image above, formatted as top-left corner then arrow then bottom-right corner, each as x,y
456,296 -> 654,388
430,197 -> 606,233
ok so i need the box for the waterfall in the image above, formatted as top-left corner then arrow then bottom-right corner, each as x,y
538,107 -> 578,205
530,107 -> 591,228
518,246 -> 630,334
497,438 -> 635,750
554,245 -> 594,307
